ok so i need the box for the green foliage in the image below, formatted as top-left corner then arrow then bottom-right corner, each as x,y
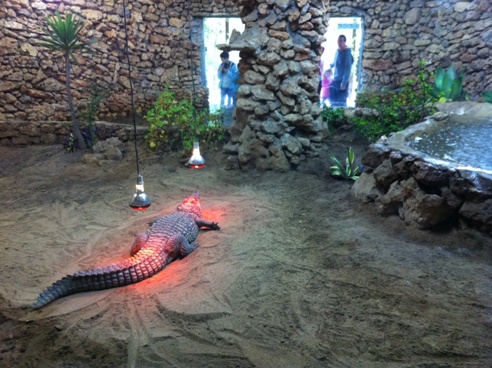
329,147 -> 361,181
39,11 -> 97,65
78,82 -> 110,146
79,83 -> 110,124
482,90 -> 492,103
321,106 -> 347,132
202,108 -> 227,150
353,61 -> 437,142
145,87 -> 226,153
430,65 -> 465,102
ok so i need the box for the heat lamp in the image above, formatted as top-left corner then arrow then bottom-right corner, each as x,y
123,0 -> 151,210
129,175 -> 151,210
188,141 -> 205,169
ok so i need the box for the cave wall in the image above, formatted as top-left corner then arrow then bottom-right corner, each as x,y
0,0 -> 491,171
0,0 -> 240,123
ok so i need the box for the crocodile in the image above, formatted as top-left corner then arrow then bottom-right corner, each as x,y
33,192 -> 220,309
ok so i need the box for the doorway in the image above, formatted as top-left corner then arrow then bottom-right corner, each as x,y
203,17 -> 244,112
321,17 -> 363,107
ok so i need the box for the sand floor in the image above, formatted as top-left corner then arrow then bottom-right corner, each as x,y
0,142 -> 491,368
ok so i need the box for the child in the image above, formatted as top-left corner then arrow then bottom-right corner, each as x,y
320,68 -> 333,106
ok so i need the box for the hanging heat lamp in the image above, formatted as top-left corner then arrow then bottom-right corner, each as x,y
183,0 -> 205,170
188,141 -> 205,169
129,174 -> 151,210
122,0 -> 151,210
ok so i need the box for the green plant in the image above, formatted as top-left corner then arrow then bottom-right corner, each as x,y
353,61 -> 437,141
321,106 -> 347,132
329,147 -> 361,181
145,87 -> 226,152
482,90 -> 492,103
431,65 -> 465,102
198,108 -> 226,151
78,82 -> 110,147
39,11 -> 97,150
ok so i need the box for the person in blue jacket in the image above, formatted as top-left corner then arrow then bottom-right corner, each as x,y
329,35 -> 354,107
217,51 -> 238,108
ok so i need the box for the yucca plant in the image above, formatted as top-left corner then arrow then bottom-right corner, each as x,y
329,147 -> 361,181
39,11 -> 97,150
431,65 -> 465,102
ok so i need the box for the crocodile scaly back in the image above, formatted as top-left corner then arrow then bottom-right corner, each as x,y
33,192 -> 220,309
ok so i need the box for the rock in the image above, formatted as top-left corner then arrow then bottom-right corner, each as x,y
257,51 -> 281,66
251,86 -> 276,101
373,159 -> 398,190
351,172 -> 382,203
279,77 -> 301,96
104,146 -> 123,160
260,119 -> 288,135
91,137 -> 125,161
411,161 -> 450,186
37,78 -> 65,92
376,180 -> 404,216
400,183 -> 454,229
459,199 -> 492,227
243,70 -> 265,84
280,133 -> 302,155
82,153 -> 104,165
404,8 -> 421,25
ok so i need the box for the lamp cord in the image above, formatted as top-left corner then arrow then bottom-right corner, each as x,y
122,0 -> 140,176
187,0 -> 197,106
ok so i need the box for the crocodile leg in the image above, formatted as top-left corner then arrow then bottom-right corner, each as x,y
130,232 -> 149,256
179,236 -> 199,257
196,218 -> 220,230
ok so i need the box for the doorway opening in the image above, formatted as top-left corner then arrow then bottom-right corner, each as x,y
321,17 -> 363,107
203,17 -> 244,113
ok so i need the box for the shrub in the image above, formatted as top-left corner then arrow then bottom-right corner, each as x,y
321,106 -> 347,133
78,82 -> 110,147
353,62 -> 437,142
144,87 -> 226,153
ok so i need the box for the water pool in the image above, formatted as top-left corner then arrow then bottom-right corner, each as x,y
409,117 -> 492,172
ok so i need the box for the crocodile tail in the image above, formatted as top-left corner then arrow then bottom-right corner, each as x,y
33,251 -> 168,309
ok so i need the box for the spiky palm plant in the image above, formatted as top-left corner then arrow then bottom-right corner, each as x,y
39,12 -> 97,150
329,147 -> 361,181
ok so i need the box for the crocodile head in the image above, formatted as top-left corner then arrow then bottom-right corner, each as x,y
177,192 -> 202,218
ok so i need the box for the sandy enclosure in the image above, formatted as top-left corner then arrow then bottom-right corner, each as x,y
0,143 -> 491,368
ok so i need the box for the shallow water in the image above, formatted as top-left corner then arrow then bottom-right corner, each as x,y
409,118 -> 492,171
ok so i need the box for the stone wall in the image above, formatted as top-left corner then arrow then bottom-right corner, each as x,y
1,0 -> 491,171
0,0 -> 240,122
335,0 -> 492,94
220,0 -> 329,171
0,120 -> 147,145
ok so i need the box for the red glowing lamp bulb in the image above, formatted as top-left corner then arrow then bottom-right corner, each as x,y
188,141 -> 205,169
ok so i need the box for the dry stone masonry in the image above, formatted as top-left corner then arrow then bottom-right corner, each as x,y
0,0 -> 491,171
0,120 -> 146,145
0,0 -> 240,123
220,0 -> 329,171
